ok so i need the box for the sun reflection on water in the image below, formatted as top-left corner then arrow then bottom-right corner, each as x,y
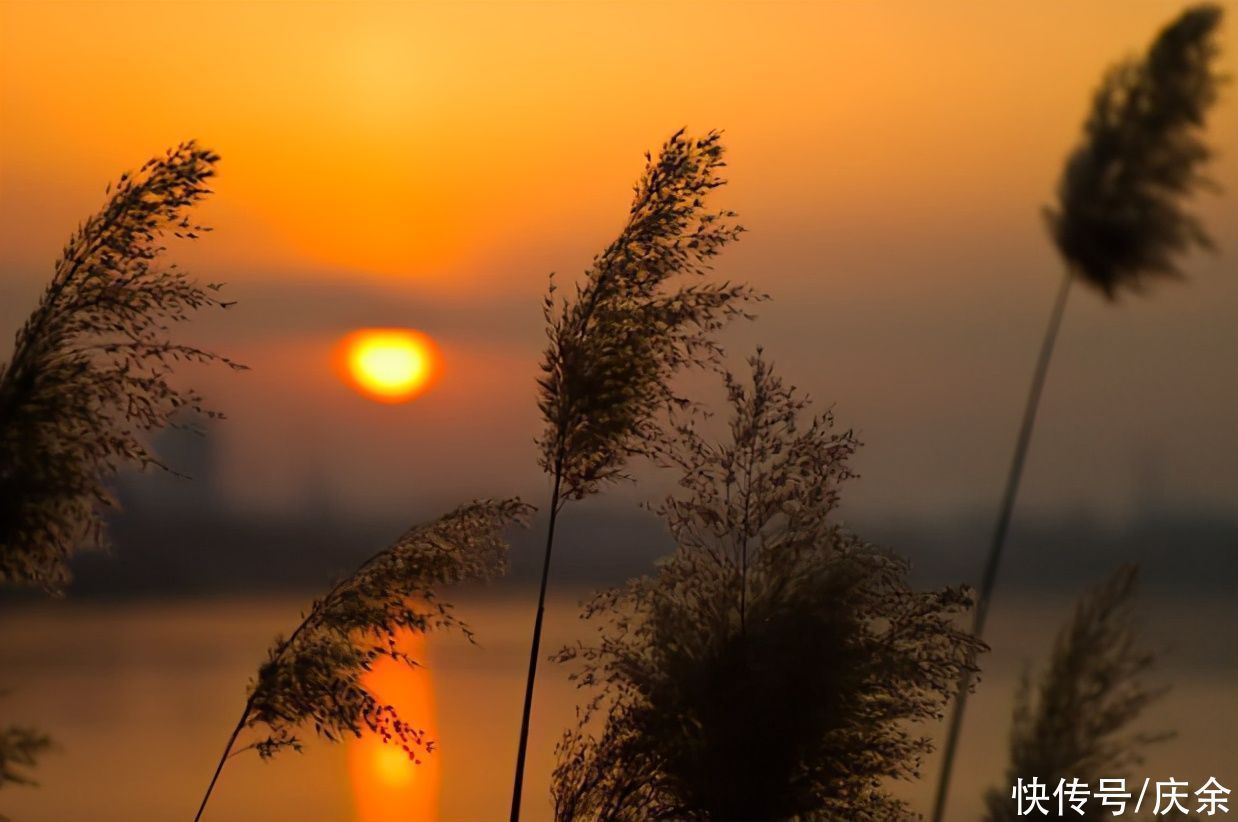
347,632 -> 440,820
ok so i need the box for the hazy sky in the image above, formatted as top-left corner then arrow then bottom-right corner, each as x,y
2,1 -> 1236,523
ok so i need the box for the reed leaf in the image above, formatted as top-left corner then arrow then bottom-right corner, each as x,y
0,141 -> 243,592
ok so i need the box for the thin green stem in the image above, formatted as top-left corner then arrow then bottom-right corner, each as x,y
930,271 -> 1073,822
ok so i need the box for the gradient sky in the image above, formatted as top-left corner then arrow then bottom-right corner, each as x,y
2,1 -> 1236,524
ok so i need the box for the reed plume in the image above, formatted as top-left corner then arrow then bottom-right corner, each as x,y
193,499 -> 531,821
0,141 -> 243,593
0,722 -> 52,791
932,8 -> 1223,819
511,128 -> 760,821
984,565 -> 1166,822
552,353 -> 982,821
0,718 -> 52,822
1048,6 -> 1223,297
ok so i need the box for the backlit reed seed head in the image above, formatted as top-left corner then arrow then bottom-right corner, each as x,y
1047,4 -> 1224,298
243,499 -> 532,760
537,129 -> 762,502
0,141 -> 243,593
984,565 -> 1167,822
552,353 -> 983,821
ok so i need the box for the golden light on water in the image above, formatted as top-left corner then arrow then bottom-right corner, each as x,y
371,743 -> 416,788
347,633 -> 441,820
338,329 -> 441,403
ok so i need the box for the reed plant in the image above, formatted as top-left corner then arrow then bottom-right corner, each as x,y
0,717 -> 53,821
193,499 -> 530,821
984,566 -> 1166,822
0,722 -> 51,792
0,141 -> 242,593
932,8 -> 1224,818
0,143 -> 239,813
551,353 -> 983,821
511,129 -> 760,820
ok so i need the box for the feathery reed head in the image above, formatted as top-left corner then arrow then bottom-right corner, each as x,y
984,565 -> 1166,822
242,499 -> 531,760
0,141 -> 243,592
552,353 -> 982,820
0,722 -> 52,790
1047,4 -> 1224,298
537,129 -> 761,501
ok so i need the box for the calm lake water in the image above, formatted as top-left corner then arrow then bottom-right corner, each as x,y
1,592 -> 1234,820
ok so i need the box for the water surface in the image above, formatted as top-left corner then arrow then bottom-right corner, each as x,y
1,593 -> 1233,820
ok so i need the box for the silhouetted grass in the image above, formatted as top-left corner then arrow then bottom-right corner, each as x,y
0,141 -> 243,593
984,566 -> 1167,822
194,499 -> 530,820
0,721 -> 52,793
1048,5 -> 1224,298
932,8 -> 1224,819
0,144 -> 240,815
0,716 -> 53,822
552,353 -> 982,821
511,129 -> 761,821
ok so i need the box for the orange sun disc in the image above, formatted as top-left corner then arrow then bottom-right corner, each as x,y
337,328 -> 441,403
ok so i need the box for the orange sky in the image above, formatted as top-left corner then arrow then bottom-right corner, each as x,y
2,1 -> 1236,521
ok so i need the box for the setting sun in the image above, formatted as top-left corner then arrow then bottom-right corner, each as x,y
338,328 -> 441,403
